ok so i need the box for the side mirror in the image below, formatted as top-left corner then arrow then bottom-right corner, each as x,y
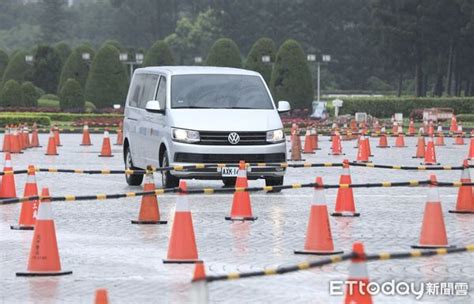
277,101 -> 291,113
145,100 -> 164,113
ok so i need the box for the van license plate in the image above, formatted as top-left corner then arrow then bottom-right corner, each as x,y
221,167 -> 239,177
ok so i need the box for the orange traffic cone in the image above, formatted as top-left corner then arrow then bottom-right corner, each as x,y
16,187 -> 73,276
450,115 -> 458,132
377,129 -> 389,148
394,133 -> 407,148
95,289 -> 109,304
302,130 -> 315,154
191,261 -> 209,302
226,161 -> 257,221
0,153 -> 17,199
53,126 -> 62,146
412,175 -> 455,249
19,126 -> 27,150
449,160 -> 474,214
23,126 -> 31,148
115,128 -> 123,146
11,165 -> 39,230
80,124 -> 92,146
356,135 -> 369,163
454,134 -> 465,145
408,120 -> 415,136
344,242 -> 372,304
310,128 -> 320,150
469,137 -> 474,160
131,169 -> 167,224
1,126 -> 11,152
435,132 -> 445,146
330,133 -> 344,155
10,127 -> 23,154
163,180 -> 201,263
413,135 -> 426,159
331,160 -> 359,217
99,130 -> 113,157
423,137 -> 438,165
294,177 -> 343,255
45,130 -> 59,156
30,125 -> 41,148
289,130 -> 302,161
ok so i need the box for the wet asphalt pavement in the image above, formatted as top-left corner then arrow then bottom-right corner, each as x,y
0,133 -> 473,303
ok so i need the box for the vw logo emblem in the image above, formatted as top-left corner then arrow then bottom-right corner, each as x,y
228,132 -> 240,145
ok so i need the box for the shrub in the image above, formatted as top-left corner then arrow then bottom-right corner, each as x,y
143,40 -> 175,67
84,44 -> 129,108
270,39 -> 314,109
60,78 -> 84,112
32,45 -> 62,93
85,101 -> 97,113
1,51 -> 32,86
58,44 -> 95,92
40,93 -> 59,100
21,81 -> 39,107
245,37 -> 276,84
456,114 -> 474,122
206,38 -> 242,68
0,79 -> 23,107
338,97 -> 474,118
0,114 -> 51,126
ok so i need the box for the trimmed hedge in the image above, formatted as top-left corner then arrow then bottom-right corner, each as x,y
0,112 -> 122,122
60,78 -> 84,112
0,114 -> 51,126
338,97 -> 474,118
457,114 -> 474,122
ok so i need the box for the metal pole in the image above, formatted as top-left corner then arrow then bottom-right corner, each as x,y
317,62 -> 321,102
129,63 -> 134,83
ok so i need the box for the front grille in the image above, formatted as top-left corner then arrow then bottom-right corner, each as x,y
174,153 -> 286,163
198,131 -> 268,145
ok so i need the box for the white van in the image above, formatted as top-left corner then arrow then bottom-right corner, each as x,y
123,66 -> 290,188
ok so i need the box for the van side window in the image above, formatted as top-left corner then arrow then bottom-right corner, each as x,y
138,74 -> 159,109
128,74 -> 145,108
156,76 -> 167,110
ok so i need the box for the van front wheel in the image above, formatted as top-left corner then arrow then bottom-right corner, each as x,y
265,176 -> 284,193
161,152 -> 180,188
124,146 -> 144,186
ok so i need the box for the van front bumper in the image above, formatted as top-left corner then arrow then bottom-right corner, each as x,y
169,141 -> 287,179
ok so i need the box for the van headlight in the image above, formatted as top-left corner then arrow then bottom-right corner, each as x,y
171,128 -> 200,143
266,129 -> 285,143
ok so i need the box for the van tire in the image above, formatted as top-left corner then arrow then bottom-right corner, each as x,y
161,151 -> 180,188
222,178 -> 236,187
265,176 -> 284,193
124,146 -> 143,186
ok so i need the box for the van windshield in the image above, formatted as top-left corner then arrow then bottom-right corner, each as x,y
171,74 -> 274,109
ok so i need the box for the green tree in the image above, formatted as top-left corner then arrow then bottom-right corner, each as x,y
143,40 -> 175,66
270,39 -> 314,109
32,44 -> 62,93
1,50 -> 32,87
84,44 -> 128,108
244,37 -> 276,84
0,50 -> 8,81
21,81 -> 39,107
60,78 -> 84,111
206,38 -> 241,68
58,44 -> 95,92
165,9 -> 223,64
54,42 -> 71,66
103,39 -> 122,51
0,79 -> 23,107
39,0 -> 67,44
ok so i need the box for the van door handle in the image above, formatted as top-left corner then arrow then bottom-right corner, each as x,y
127,117 -> 138,121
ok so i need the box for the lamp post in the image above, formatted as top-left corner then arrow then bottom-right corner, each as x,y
25,55 -> 34,65
194,56 -> 203,65
120,53 -> 144,82
81,52 -> 91,62
307,54 -> 331,102
261,55 -> 271,64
